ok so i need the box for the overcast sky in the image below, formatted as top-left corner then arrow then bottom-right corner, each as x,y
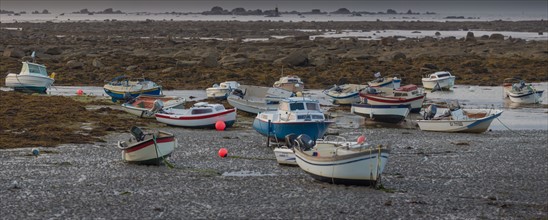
1,0 -> 547,15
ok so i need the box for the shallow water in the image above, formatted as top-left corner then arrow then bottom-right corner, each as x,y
2,82 -> 546,130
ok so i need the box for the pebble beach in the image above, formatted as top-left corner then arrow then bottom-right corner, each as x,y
1,126 -> 546,219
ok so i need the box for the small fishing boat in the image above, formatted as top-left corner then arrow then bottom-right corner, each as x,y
206,81 -> 240,99
273,75 -> 304,93
359,84 -> 426,113
368,72 -> 401,89
422,71 -> 456,90
227,85 -> 294,114
121,95 -> 186,118
117,127 -> 177,165
323,84 -> 368,105
253,97 -> 334,140
502,77 -> 521,97
506,81 -> 544,104
351,103 -> 410,123
293,134 -> 390,186
155,102 -> 236,128
103,76 -> 162,102
5,60 -> 55,94
417,102 -> 503,133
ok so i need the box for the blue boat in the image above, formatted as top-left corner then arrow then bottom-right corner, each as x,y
103,76 -> 162,102
253,97 -> 334,140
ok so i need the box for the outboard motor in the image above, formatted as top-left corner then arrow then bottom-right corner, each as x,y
365,86 -> 377,94
284,133 -> 298,149
296,134 -> 315,151
130,126 -> 146,142
423,104 -> 437,120
144,99 -> 164,117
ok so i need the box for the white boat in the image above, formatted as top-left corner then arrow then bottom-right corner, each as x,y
274,147 -> 297,166
417,103 -> 503,133
422,71 -> 456,90
502,78 -> 521,97
368,72 -> 401,89
121,95 -> 186,118
359,84 -> 426,113
293,134 -> 390,186
506,81 -> 544,104
252,97 -> 334,140
323,84 -> 368,105
5,61 -> 55,94
273,75 -> 304,93
117,127 -> 177,165
206,81 -> 240,100
103,76 -> 162,102
227,85 -> 294,114
351,103 -> 411,123
155,102 -> 236,128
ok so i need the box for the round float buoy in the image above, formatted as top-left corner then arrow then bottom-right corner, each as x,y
215,121 -> 226,131
357,135 -> 366,144
76,89 -> 84,96
32,148 -> 40,157
218,148 -> 228,158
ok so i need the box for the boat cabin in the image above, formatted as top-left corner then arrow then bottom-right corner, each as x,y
277,98 -> 325,121
191,102 -> 225,115
429,71 -> 452,79
393,84 -> 422,97
20,62 -> 48,77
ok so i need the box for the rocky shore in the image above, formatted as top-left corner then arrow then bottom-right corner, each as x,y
1,20 -> 547,90
1,127 -> 546,219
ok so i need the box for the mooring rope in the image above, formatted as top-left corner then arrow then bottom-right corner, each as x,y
496,117 -> 526,137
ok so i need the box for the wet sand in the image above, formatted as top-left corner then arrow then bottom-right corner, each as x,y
1,127 -> 546,219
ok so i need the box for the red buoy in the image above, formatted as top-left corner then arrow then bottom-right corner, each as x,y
218,148 -> 228,157
76,89 -> 84,96
215,120 -> 226,131
357,135 -> 366,144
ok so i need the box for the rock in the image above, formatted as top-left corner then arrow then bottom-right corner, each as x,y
465,31 -> 476,42
435,32 -> 441,36
44,47 -> 63,55
66,60 -> 84,69
3,48 -> 25,58
126,65 -> 138,71
339,50 -> 374,61
423,63 -> 438,70
91,58 -> 104,68
381,37 -> 398,46
219,56 -> 248,67
273,50 -> 308,67
176,60 -> 199,67
489,33 -> 505,40
200,50 -> 219,67
161,67 -> 174,73
393,52 -> 406,61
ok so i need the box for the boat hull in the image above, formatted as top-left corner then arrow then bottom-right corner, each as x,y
325,92 -> 360,105
5,74 -> 54,93
206,88 -> 231,99
121,95 -> 185,118
508,91 -> 543,104
417,109 -> 503,133
422,77 -> 455,90
118,133 -> 176,165
351,103 -> 410,123
295,143 -> 390,185
274,148 -> 297,166
362,94 -> 425,113
253,118 -> 333,140
155,109 -> 237,128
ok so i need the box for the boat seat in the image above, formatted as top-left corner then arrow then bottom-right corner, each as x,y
130,126 -> 146,142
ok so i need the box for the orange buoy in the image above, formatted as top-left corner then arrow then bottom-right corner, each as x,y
218,148 -> 228,157
357,135 -> 366,144
76,89 -> 84,96
215,120 -> 226,131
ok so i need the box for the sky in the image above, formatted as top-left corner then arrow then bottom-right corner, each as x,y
1,0 -> 547,16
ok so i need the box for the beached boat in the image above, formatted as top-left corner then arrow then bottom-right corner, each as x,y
502,77 -> 521,97
206,81 -> 240,99
506,81 -> 544,104
273,75 -> 304,93
359,84 -> 426,113
293,134 -> 390,185
368,72 -> 401,89
351,103 -> 410,123
117,127 -> 177,165
422,71 -> 456,90
227,85 -> 294,114
5,61 -> 55,94
417,102 -> 503,133
155,102 -> 236,128
323,84 -> 368,105
253,97 -> 334,140
103,76 -> 162,102
121,95 -> 186,118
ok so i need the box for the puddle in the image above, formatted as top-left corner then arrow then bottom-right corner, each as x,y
221,170 -> 277,177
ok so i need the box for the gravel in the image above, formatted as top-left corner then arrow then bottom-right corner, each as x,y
1,126 -> 547,219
